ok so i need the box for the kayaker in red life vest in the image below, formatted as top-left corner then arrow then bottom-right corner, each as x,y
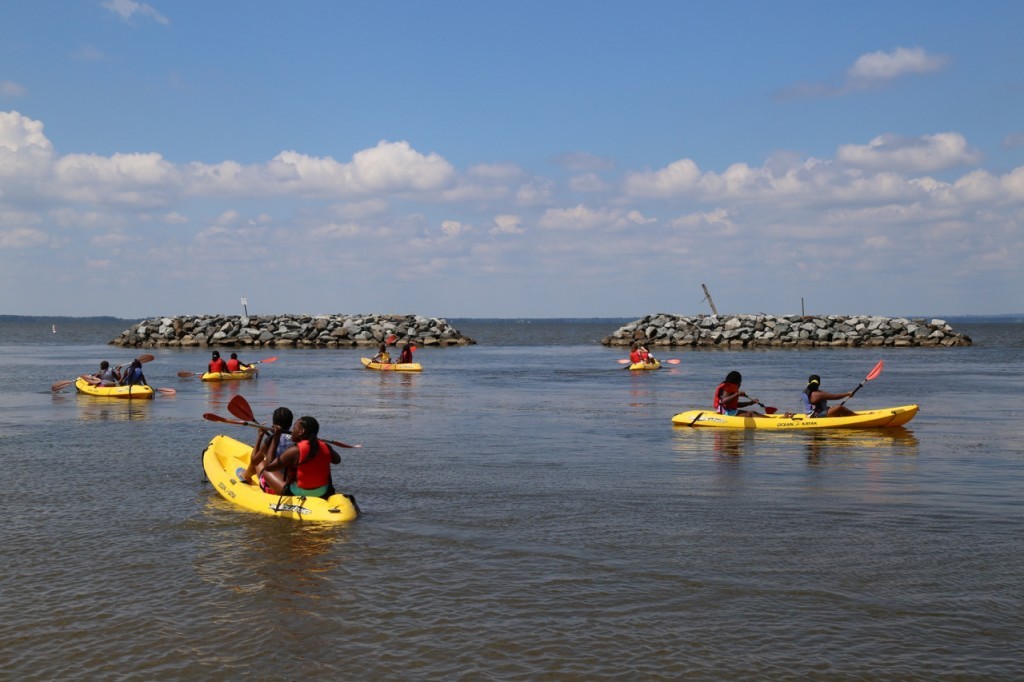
714,371 -> 765,417
629,343 -> 657,365
263,415 -> 341,499
208,350 -> 230,373
226,352 -> 249,372
802,375 -> 856,418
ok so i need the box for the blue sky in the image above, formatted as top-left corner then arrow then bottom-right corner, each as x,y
2,1 -> 1022,318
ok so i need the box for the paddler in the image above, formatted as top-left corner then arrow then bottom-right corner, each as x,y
714,371 -> 765,417
802,375 -> 856,418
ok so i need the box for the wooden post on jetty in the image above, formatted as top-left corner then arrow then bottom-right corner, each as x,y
701,283 -> 719,316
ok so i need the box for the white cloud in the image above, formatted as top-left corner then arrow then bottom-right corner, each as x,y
837,133 -> 981,172
491,214 -> 523,236
552,151 -> 614,172
101,0 -> 170,25
624,159 -> 701,197
0,81 -> 27,97
569,173 -> 610,192
847,46 -> 948,85
441,220 -> 465,238
72,45 -> 107,61
0,227 -> 52,248
777,46 -> 949,99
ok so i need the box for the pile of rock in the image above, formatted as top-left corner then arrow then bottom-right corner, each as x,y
110,314 -> 475,349
602,313 -> 972,348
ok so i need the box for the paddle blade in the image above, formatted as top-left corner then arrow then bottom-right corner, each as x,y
228,394 -> 257,422
138,354 -> 156,364
764,406 -> 778,415
51,380 -> 73,392
617,359 -> 631,364
664,359 -> 681,364
177,371 -> 196,378
258,356 -> 278,364
386,335 -> 397,345
866,360 -> 884,381
156,387 -> 176,395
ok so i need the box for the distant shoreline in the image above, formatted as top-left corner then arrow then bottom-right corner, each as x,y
4,313 -> 1023,324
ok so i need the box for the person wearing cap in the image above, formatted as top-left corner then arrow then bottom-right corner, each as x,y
208,350 -> 230,373
801,375 -> 856,418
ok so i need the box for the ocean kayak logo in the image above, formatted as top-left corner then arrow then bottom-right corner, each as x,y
270,502 -> 311,515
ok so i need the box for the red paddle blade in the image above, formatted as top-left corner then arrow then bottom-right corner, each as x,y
664,359 -> 681,364
866,360 -> 884,381
138,354 -> 156,364
617,359 -> 631,364
51,380 -> 73,391
228,394 -> 257,422
156,387 -> 176,395
764,407 -> 778,414
177,371 -> 196,377
386,335 -> 397,345
259,356 -> 278,364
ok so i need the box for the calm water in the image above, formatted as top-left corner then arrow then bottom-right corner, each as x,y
1,318 -> 1022,680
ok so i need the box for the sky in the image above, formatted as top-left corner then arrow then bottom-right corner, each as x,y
1,1 -> 1022,319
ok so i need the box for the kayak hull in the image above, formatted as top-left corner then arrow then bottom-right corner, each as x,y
361,357 -> 422,372
671,404 -> 919,429
628,360 -> 661,370
202,435 -> 359,522
75,376 -> 154,399
201,368 -> 258,382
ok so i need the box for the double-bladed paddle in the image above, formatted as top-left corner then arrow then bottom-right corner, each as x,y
838,360 -> 884,406
204,394 -> 362,449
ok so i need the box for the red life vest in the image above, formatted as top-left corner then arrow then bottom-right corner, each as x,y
209,358 -> 229,373
630,349 -> 642,363
226,358 -> 242,371
294,439 -> 331,491
713,382 -> 741,412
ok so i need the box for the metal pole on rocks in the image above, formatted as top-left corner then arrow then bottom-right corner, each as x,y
701,284 -> 718,316
241,297 -> 248,317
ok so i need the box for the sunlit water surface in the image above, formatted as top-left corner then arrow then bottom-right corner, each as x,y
1,318 -> 1022,679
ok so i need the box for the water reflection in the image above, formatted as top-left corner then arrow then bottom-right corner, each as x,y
673,427 -> 920,464
195,495 -> 351,604
75,397 -> 152,421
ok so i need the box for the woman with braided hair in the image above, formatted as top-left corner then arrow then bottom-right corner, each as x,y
801,374 -> 856,418
262,415 -> 341,499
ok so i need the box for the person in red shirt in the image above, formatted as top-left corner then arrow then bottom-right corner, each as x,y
713,371 -> 765,417
208,350 -> 229,373
226,352 -> 250,372
263,415 -> 342,499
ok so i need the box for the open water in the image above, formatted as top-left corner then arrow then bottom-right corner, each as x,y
1,317 -> 1022,680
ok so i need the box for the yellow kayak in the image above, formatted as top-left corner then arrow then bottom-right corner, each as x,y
627,360 -> 661,370
671,405 -> 919,429
361,357 -> 422,372
201,367 -> 258,382
75,376 -> 155,399
202,435 -> 359,522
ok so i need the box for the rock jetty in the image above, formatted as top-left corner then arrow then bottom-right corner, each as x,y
110,314 -> 475,349
602,314 -> 972,348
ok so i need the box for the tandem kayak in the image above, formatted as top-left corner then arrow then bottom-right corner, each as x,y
627,360 -> 661,370
671,405 -> 919,429
361,357 -> 422,372
75,376 -> 155,399
202,435 -> 359,522
201,368 -> 258,382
